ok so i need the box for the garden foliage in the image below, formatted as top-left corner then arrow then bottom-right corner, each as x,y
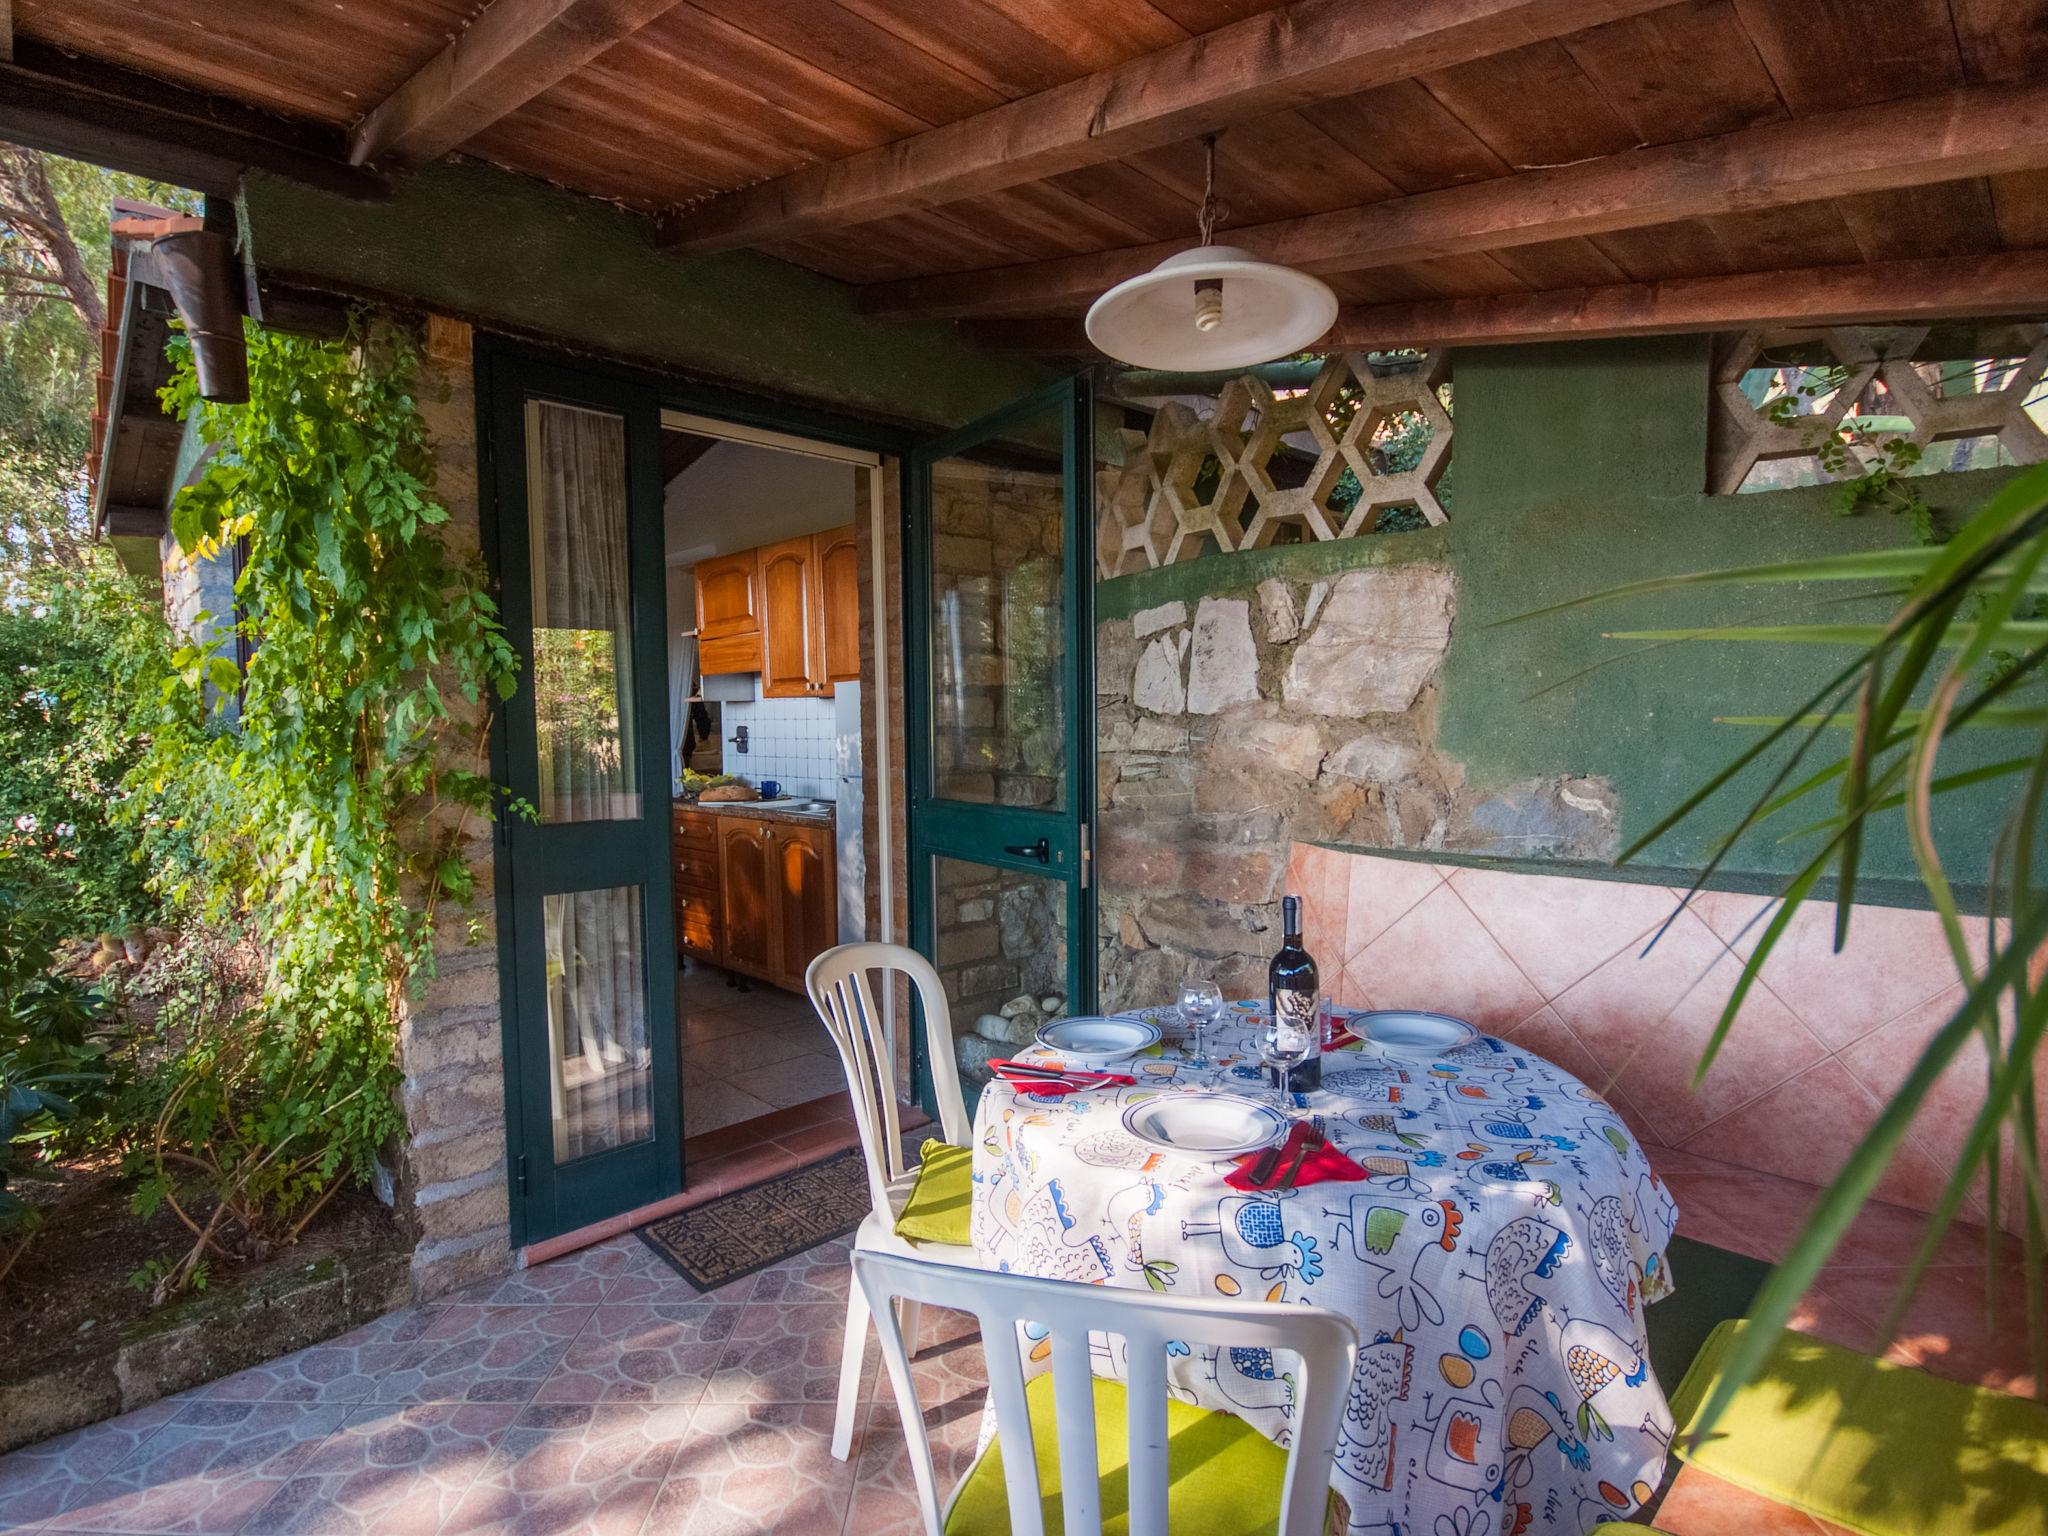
119,321 -> 517,1295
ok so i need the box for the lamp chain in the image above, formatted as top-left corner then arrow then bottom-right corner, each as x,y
1197,133 -> 1227,247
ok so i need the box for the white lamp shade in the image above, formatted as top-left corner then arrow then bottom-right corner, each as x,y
1084,245 -> 1338,371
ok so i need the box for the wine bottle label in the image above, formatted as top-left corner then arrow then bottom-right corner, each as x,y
1274,989 -> 1317,1050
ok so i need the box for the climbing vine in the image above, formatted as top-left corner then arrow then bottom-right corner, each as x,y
128,319 -> 517,1294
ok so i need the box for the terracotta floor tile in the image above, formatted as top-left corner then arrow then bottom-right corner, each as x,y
534,1304 -> 736,1405
46,1401 -> 349,1535
198,1307 -> 442,1404
601,1238 -> 760,1307
1817,1264 -> 2039,1396
685,1028 -> 822,1078
748,1237 -> 856,1306
691,1144 -> 801,1197
738,1054 -> 852,1112
373,1305 -> 593,1405
1653,1465 -> 1832,1536
774,1120 -> 860,1162
848,1389 -> 991,1536
240,1401 -> 517,1536
896,1305 -> 990,1404
683,1121 -> 772,1164
0,1399 -> 185,1536
438,1401 -> 692,1536
643,1401 -> 857,1536
704,1303 -> 870,1407
455,1241 -> 636,1307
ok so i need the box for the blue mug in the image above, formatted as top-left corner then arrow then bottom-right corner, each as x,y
759,779 -> 781,800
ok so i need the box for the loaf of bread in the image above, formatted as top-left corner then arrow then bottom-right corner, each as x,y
696,783 -> 761,803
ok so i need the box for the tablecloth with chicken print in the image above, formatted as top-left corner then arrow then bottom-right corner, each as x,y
969,1003 -> 1682,1536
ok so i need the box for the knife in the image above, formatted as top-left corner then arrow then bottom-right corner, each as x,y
1273,1125 -> 1326,1191
1247,1135 -> 1287,1189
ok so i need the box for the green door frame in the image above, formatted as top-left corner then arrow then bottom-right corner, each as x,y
475,333 -> 920,1248
903,375 -> 1098,1116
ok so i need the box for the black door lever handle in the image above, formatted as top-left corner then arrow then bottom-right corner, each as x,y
1003,837 -> 1051,864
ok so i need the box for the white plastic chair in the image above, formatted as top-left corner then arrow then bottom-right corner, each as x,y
806,941 -> 979,1460
855,1249 -> 1359,1536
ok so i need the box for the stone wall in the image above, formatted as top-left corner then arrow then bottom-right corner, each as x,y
1095,543 -> 1617,1011
391,316 -> 512,1299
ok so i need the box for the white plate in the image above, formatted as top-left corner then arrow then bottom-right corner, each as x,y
1035,1015 -> 1161,1068
1355,1009 -> 1478,1055
1122,1094 -> 1286,1157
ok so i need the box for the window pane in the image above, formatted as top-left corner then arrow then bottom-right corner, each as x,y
928,407 -> 1066,809
543,885 -> 652,1162
932,854 -> 1069,1027
526,399 -> 639,822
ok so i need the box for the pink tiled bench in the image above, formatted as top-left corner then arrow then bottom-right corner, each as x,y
1287,842 -> 2034,1230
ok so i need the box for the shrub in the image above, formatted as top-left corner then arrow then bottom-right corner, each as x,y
122,319 -> 516,1296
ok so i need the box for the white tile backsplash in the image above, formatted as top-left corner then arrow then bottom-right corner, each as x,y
721,692 -> 840,800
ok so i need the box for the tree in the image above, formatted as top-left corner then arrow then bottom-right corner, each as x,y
0,147 -> 195,932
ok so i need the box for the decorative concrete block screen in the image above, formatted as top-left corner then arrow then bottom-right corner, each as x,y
1096,351 -> 1451,578
1709,325 -> 2048,495
1288,841 -> 2037,1233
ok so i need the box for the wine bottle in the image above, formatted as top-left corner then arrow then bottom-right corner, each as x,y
1268,893 -> 1321,1093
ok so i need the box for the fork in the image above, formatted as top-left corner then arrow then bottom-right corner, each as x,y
1273,1118 -> 1327,1192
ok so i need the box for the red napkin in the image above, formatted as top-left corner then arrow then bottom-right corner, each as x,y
1225,1121 -> 1367,1192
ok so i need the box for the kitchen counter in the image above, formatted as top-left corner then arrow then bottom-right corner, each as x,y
681,797 -> 835,827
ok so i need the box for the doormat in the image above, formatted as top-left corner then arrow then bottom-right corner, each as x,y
635,1150 -> 871,1292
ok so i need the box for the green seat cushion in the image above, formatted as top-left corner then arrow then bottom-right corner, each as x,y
1671,1319 -> 2048,1536
893,1139 -> 973,1246
945,1370 -> 1305,1536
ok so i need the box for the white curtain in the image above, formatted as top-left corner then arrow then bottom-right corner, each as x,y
543,884 -> 652,1162
525,400 -> 639,823
524,401 -> 652,1160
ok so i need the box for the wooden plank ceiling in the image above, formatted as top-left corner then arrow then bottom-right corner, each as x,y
17,0 -> 2048,351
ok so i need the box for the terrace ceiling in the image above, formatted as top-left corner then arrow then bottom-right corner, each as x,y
10,0 -> 2048,353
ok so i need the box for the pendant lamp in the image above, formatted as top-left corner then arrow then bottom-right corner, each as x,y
1085,135 -> 1337,371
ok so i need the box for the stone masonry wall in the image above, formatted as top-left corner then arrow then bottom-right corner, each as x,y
1095,550 -> 1619,1010
393,316 -> 512,1298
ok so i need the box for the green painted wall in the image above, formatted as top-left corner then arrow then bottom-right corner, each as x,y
237,160 -> 1052,430
1439,334 -> 2026,887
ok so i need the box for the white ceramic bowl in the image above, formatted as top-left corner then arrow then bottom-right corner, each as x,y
1034,1015 -> 1162,1069
1122,1094 -> 1286,1157
1354,1009 -> 1478,1056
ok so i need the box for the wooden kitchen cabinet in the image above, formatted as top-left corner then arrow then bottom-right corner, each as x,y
758,535 -> 816,699
759,525 -> 859,698
718,817 -> 777,980
769,820 -> 835,988
701,811 -> 838,991
695,548 -> 762,675
811,524 -> 860,686
671,807 -> 722,965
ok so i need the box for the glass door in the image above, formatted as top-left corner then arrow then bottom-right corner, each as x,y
482,350 -> 678,1244
906,377 -> 1096,1112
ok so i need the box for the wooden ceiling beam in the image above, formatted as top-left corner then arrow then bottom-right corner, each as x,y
861,79 -> 2048,319
660,0 -> 1681,255
0,41 -> 382,201
1327,250 -> 2048,349
962,252 -> 2048,357
350,0 -> 689,168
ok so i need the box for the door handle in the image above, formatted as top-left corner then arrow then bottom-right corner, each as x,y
1003,837 -> 1051,864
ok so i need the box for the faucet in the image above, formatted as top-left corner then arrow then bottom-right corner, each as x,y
727,724 -> 748,754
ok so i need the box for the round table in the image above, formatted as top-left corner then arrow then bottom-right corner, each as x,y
968,1002 -> 1682,1536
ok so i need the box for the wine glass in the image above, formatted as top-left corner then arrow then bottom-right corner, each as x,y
1262,1006 -> 1315,1097
1177,980 -> 1224,1068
